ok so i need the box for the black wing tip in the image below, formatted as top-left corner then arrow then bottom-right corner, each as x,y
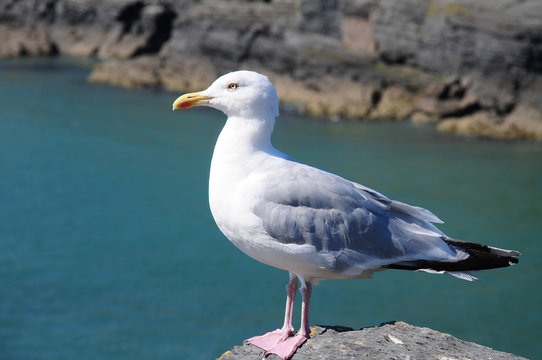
388,237 -> 520,273
444,236 -> 520,264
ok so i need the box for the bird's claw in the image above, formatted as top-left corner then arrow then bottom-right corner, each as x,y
245,328 -> 291,351
265,333 -> 308,359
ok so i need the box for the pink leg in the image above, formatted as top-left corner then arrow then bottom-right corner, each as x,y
281,274 -> 298,335
245,274 -> 298,351
299,281 -> 312,337
265,280 -> 312,359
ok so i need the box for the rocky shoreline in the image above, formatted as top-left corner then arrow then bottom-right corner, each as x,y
2,0 -> 541,140
219,322 -> 528,360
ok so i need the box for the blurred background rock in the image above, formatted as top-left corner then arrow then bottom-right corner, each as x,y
1,0 -> 541,140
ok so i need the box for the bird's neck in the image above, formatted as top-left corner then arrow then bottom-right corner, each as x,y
213,115 -> 276,157
209,114 -> 280,200
208,115 -> 279,224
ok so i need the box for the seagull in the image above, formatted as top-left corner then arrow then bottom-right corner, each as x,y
172,71 -> 520,359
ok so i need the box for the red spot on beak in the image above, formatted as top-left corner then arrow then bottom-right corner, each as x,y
178,102 -> 193,109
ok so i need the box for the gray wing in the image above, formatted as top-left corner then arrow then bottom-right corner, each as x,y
253,160 -> 459,272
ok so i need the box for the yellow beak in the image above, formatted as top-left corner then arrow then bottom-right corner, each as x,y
172,91 -> 212,110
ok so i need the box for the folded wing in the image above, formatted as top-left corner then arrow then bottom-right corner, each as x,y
252,160 -> 518,279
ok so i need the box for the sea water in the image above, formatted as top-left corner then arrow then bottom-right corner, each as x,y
0,58 -> 541,359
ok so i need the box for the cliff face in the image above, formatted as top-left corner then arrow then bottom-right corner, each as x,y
2,0 -> 541,140
219,322 -> 528,360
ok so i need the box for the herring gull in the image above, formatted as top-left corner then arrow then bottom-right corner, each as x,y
172,71 -> 520,359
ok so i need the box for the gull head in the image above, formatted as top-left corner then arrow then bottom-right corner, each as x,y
172,70 -> 279,120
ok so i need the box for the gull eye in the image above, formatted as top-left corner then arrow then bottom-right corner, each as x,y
228,83 -> 239,90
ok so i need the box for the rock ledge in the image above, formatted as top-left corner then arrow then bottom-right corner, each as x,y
219,321 -> 527,360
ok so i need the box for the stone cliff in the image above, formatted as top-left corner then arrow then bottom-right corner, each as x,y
1,0 -> 541,140
219,322 -> 528,360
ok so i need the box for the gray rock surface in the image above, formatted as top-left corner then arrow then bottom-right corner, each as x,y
218,322 -> 527,360
1,0 -> 541,139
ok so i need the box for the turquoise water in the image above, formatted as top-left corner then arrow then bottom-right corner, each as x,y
0,58 -> 541,359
